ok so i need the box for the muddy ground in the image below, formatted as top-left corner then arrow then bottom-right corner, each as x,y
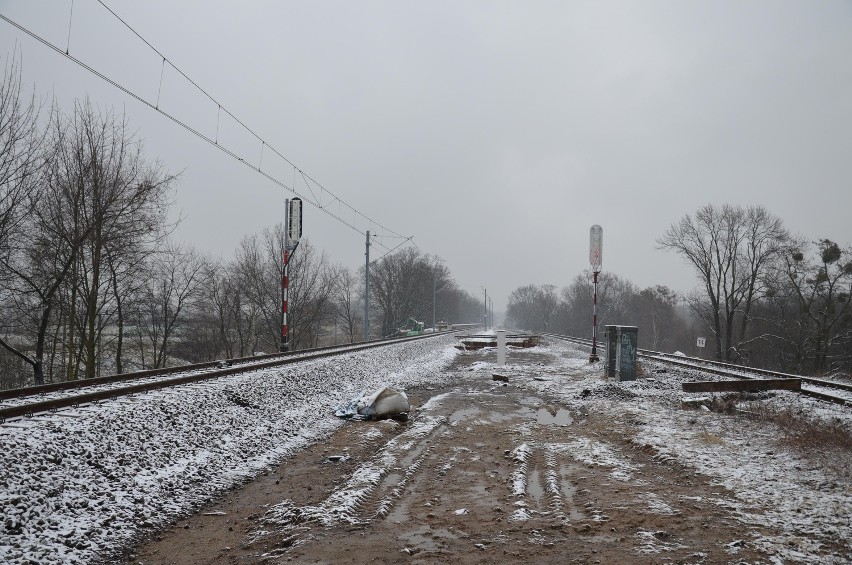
127,348 -> 784,564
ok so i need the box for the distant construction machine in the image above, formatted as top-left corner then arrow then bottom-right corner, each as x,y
397,317 -> 425,337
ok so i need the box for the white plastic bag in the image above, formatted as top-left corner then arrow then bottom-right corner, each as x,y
335,387 -> 410,419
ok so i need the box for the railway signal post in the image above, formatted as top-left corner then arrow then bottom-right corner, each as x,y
281,198 -> 303,352
364,230 -> 370,342
589,224 -> 603,363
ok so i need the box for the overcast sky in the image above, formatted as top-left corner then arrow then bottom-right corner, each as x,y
2,1 -> 851,314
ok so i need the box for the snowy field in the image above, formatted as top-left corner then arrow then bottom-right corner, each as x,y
0,336 -> 459,564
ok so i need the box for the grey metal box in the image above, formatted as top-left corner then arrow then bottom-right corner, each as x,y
604,325 -> 638,381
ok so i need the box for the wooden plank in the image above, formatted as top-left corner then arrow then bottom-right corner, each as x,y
682,378 -> 800,393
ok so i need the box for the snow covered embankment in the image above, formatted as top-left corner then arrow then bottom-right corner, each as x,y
0,336 -> 458,565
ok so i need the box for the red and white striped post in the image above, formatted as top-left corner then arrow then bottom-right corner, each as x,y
280,197 -> 303,352
281,246 -> 290,352
590,270 -> 599,361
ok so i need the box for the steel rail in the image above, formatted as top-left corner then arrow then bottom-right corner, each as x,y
0,331 -> 455,421
0,333 -> 454,401
541,332 -> 851,407
646,351 -> 852,394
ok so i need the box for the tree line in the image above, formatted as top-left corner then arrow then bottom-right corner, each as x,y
0,60 -> 483,389
506,279 -> 690,354
507,204 -> 851,376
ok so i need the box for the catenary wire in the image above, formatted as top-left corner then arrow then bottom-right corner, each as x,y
0,9 -> 408,255
92,0 -> 410,242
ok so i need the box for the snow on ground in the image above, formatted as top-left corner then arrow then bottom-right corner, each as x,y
629,402 -> 851,562
479,339 -> 852,564
2,335 -> 849,563
0,336 -> 458,565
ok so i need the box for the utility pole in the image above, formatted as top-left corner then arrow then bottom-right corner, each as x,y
432,272 -> 436,330
364,230 -> 370,342
484,288 -> 487,329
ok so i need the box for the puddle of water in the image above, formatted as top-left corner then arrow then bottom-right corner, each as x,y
560,479 -> 587,522
429,527 -> 461,541
383,472 -> 403,487
449,397 -> 534,424
450,406 -> 481,423
560,464 -> 587,521
487,407 -> 533,423
399,524 -> 460,551
527,470 -> 545,503
386,501 -> 410,523
398,425 -> 444,468
537,408 -> 573,426
401,532 -> 444,552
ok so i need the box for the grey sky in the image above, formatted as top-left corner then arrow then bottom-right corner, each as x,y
2,1 -> 851,314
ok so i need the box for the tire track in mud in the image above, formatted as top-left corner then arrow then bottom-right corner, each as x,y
374,408 -> 507,528
543,445 -> 567,522
524,443 -> 557,521
368,422 -> 450,520
505,440 -> 600,528
258,415 -> 447,545
507,441 -> 535,522
261,384 -> 782,563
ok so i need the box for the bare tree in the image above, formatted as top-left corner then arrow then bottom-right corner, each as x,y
0,54 -> 44,254
631,285 -> 682,351
658,204 -> 788,362
554,272 -> 634,335
334,267 -> 362,343
287,240 -> 338,348
506,284 -> 559,331
105,241 -> 151,374
133,245 -> 205,368
369,249 -> 451,336
775,239 -> 852,373
0,103 -> 93,385
204,260 -> 238,358
0,98 -> 175,383
439,287 -> 483,326
62,100 -> 175,378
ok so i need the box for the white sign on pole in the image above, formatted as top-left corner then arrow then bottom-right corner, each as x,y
697,337 -> 706,348
288,197 -> 303,247
589,224 -> 603,272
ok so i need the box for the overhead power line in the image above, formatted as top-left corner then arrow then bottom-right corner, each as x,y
0,6 -> 412,255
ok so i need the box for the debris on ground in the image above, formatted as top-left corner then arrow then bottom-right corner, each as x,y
334,386 -> 410,420
681,397 -> 711,409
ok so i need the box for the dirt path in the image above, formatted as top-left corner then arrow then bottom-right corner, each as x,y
128,351 -> 779,564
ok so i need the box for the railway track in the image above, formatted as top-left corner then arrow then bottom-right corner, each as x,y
542,333 -> 852,407
0,332 -> 455,422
